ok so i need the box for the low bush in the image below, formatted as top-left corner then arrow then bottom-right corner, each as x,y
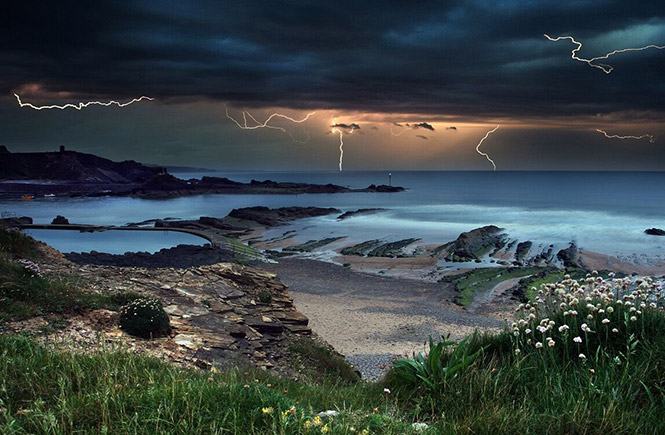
119,297 -> 171,339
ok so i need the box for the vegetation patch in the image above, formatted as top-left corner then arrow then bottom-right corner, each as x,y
440,266 -> 545,306
119,297 -> 171,339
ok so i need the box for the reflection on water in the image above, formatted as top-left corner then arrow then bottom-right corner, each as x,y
25,229 -> 206,254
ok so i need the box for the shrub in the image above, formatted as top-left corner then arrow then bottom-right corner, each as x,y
257,290 -> 272,304
119,297 -> 171,339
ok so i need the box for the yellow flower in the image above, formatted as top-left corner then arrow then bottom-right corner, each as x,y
262,407 -> 273,414
304,420 -> 311,429
312,416 -> 322,427
361,430 -> 370,435
321,424 -> 330,433
281,410 -> 289,418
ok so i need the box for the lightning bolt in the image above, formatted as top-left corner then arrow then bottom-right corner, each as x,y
475,125 -> 500,171
225,105 -> 316,144
544,34 -> 665,74
331,119 -> 357,171
390,126 -> 408,136
596,129 -> 655,143
14,93 -> 154,110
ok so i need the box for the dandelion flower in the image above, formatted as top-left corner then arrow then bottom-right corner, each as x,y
607,306 -> 614,313
573,336 -> 582,343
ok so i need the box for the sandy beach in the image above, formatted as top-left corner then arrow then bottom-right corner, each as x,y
264,258 -> 504,378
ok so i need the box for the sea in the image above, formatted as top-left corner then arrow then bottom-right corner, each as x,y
1,171 -> 664,258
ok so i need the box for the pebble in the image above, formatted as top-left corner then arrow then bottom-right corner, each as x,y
346,354 -> 398,381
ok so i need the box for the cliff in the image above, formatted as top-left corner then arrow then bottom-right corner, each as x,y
0,147 -> 161,183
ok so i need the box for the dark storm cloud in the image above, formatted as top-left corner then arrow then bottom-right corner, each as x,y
1,1 -> 664,118
331,123 -> 360,131
407,122 -> 435,131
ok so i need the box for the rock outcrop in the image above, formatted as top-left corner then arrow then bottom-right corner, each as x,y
51,215 -> 70,225
645,228 -> 665,236
442,225 -> 506,262
28,250 -> 314,374
228,206 -> 341,227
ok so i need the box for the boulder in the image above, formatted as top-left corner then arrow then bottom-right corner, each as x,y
51,215 -> 70,225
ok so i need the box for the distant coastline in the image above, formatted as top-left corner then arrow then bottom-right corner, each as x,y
0,146 -> 404,199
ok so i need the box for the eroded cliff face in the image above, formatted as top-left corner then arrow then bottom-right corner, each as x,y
7,244 -> 315,375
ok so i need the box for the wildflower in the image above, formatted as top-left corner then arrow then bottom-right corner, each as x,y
537,325 -> 547,334
535,342 -> 543,349
612,328 -> 619,333
587,314 -> 594,320
547,338 -> 555,347
289,406 -> 297,415
304,420 -> 312,429
630,307 -> 637,313
243,384 -> 250,389
525,328 -> 532,335
581,323 -> 590,332
573,336 -> 582,343
630,316 -> 637,322
514,348 -> 521,356
607,306 -> 614,313
321,424 -> 330,433
558,325 -> 569,333
579,353 -> 586,360
361,430 -> 370,435
383,388 -> 391,395
589,368 -> 595,374
262,407 -> 274,414
602,318 -> 610,324
312,416 -> 323,427
282,410 -> 289,418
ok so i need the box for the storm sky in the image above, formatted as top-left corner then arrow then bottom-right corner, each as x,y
1,1 -> 664,170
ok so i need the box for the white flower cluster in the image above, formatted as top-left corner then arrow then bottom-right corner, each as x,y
512,272 -> 664,353
119,297 -> 164,324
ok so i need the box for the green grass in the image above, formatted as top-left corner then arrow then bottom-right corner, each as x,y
0,335 -> 413,434
0,227 -> 43,260
288,338 -> 361,385
0,250 -> 140,324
